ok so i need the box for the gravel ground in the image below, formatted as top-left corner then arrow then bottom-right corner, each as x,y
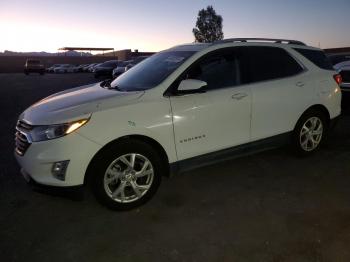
0,73 -> 350,262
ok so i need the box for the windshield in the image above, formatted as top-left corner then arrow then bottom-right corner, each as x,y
110,51 -> 195,91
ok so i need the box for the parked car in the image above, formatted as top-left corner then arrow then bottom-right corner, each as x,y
112,60 -> 134,78
15,38 -> 342,210
334,60 -> 350,109
54,64 -> 77,73
124,56 -> 150,72
73,64 -> 87,72
328,54 -> 350,66
94,60 -> 120,78
24,59 -> 45,75
46,64 -> 63,73
334,60 -> 350,87
81,63 -> 94,72
89,63 -> 101,73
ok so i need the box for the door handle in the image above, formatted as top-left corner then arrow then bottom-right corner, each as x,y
231,93 -> 248,100
296,81 -> 305,87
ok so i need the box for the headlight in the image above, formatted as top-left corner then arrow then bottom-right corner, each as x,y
30,119 -> 89,142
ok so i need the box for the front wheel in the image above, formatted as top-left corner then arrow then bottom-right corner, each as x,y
90,140 -> 163,210
292,110 -> 328,156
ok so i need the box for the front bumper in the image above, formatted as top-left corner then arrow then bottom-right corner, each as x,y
15,132 -> 101,187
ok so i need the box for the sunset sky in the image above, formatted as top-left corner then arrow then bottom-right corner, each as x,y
0,0 -> 349,53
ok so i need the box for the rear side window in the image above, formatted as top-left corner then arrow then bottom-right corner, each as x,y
238,46 -> 303,84
294,48 -> 334,70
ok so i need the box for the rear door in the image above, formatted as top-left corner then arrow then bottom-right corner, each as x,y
237,46 -> 310,141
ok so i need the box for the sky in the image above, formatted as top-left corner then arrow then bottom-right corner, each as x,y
0,0 -> 349,53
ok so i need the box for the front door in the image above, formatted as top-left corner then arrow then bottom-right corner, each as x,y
169,48 -> 252,161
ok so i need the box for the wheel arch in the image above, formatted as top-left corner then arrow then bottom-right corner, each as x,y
297,104 -> 331,128
303,104 -> 331,124
84,135 -> 170,185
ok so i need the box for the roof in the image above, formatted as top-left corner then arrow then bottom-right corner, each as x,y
168,38 -> 310,52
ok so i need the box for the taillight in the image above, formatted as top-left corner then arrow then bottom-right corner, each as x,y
333,74 -> 342,85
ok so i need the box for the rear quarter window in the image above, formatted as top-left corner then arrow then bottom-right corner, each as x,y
294,48 -> 334,70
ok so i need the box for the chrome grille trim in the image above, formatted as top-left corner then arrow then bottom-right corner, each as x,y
15,121 -> 32,156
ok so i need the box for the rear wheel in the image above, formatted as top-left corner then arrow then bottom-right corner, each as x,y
90,140 -> 163,210
292,110 -> 328,156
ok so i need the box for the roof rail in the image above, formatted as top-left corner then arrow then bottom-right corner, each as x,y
214,38 -> 306,46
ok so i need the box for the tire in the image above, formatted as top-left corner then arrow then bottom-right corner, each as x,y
292,109 -> 328,156
90,139 -> 163,210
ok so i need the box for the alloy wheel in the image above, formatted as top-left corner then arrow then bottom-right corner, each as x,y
103,153 -> 154,203
299,116 -> 323,152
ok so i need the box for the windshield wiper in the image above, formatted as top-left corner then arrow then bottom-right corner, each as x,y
100,79 -> 123,91
100,79 -> 113,89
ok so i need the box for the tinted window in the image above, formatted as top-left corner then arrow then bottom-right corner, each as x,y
294,48 -> 333,70
186,50 -> 239,90
111,51 -> 195,91
239,46 -> 303,84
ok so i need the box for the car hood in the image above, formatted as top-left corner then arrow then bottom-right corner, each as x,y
20,82 -> 144,125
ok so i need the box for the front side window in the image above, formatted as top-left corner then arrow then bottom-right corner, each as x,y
111,51 -> 195,91
185,51 -> 240,91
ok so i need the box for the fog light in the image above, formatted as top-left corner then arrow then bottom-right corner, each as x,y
52,160 -> 70,181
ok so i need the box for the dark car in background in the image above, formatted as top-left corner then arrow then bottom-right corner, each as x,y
93,60 -> 120,78
112,60 -> 133,78
24,59 -> 45,75
126,56 -> 149,70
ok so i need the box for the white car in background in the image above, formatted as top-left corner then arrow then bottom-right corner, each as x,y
15,38 -> 342,210
334,60 -> 350,90
54,64 -> 78,73
46,64 -> 64,73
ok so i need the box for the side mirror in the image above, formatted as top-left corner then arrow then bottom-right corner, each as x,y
178,79 -> 207,93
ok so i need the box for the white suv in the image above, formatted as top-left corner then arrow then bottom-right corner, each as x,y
15,38 -> 342,210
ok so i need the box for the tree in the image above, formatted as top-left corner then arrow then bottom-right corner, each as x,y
192,6 -> 224,43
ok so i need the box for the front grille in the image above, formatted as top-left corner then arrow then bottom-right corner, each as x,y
15,121 -> 32,156
17,120 -> 33,131
340,70 -> 350,83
